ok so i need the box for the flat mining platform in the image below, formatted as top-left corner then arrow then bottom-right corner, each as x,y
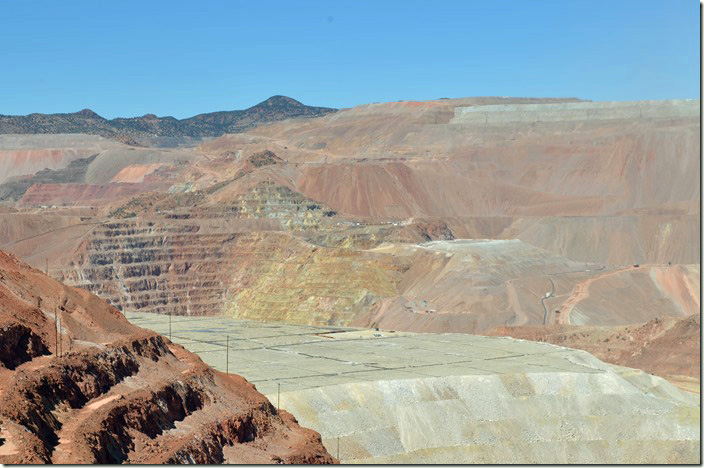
126,311 -> 700,464
126,311 -> 598,394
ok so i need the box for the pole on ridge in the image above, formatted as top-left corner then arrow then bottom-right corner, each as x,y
55,310 -> 58,357
226,335 -> 229,374
57,316 -> 61,358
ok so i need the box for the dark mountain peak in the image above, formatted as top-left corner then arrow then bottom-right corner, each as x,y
250,95 -> 304,110
0,97 -> 336,140
76,109 -> 102,119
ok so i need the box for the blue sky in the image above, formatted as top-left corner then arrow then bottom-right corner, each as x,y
1,0 -> 699,118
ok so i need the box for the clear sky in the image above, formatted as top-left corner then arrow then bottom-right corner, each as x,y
1,0 -> 699,118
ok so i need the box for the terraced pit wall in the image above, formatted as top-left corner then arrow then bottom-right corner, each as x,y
58,182 -> 347,318
60,220 -> 248,316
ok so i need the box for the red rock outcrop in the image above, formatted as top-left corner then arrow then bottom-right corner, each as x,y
0,250 -> 335,464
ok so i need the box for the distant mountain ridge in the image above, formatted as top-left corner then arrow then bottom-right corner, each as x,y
0,95 -> 336,140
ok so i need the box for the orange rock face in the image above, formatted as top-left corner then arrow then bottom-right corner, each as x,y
0,251 -> 336,464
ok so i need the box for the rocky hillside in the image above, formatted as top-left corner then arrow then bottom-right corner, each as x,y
0,250 -> 335,464
0,96 -> 336,140
488,313 -> 701,393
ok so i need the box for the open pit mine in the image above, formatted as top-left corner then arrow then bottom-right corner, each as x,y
0,96 -> 700,463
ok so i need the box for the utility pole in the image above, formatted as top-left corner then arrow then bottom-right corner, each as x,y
57,316 -> 61,358
226,335 -> 229,374
169,312 -> 172,341
337,436 -> 340,461
54,309 -> 58,357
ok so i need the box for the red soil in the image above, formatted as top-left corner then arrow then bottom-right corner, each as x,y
489,313 -> 701,393
110,164 -> 166,183
0,250 -> 335,464
18,182 -> 172,207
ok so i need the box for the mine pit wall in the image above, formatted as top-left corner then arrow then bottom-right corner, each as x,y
450,99 -> 700,124
59,219 -> 247,317
56,183 -> 347,319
